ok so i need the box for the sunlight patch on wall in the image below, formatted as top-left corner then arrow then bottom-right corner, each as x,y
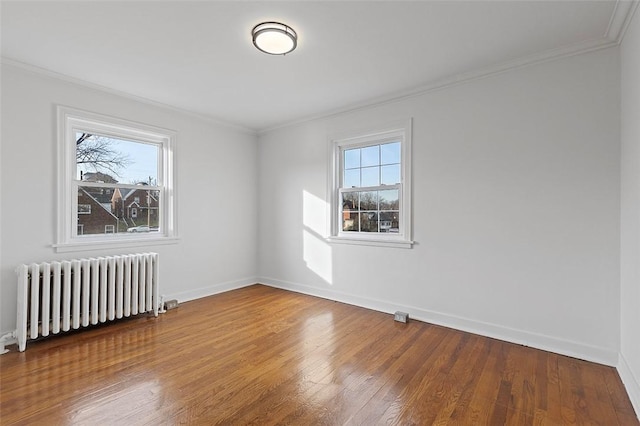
303,190 -> 332,284
303,229 -> 332,284
303,190 -> 328,236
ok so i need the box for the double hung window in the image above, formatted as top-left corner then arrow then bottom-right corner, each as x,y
56,106 -> 177,251
329,120 -> 412,248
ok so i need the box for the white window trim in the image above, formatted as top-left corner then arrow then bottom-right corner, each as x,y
55,106 -> 179,252
327,119 -> 413,249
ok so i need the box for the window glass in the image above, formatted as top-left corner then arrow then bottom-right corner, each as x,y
381,164 -> 400,185
360,191 -> 378,210
361,167 -> 379,187
379,189 -> 399,210
361,145 -> 379,167
332,122 -> 411,245
381,142 -> 401,165
340,190 -> 399,234
76,133 -> 159,185
344,168 -> 360,188
344,149 -> 360,170
342,211 -> 358,232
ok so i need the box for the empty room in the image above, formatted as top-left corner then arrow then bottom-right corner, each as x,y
1,1 -> 639,424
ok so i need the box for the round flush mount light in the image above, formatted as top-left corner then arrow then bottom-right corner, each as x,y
252,22 -> 297,55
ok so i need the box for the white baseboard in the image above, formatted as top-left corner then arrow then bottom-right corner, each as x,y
165,276 -> 257,304
618,353 -> 640,419
259,277 -> 618,366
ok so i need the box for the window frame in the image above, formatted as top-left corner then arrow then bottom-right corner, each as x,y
55,106 -> 179,252
328,119 -> 413,248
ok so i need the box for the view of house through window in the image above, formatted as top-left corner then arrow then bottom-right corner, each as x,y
341,142 -> 401,233
330,120 -> 412,248
75,132 -> 161,236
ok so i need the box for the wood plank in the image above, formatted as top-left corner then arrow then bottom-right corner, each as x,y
0,284 -> 637,425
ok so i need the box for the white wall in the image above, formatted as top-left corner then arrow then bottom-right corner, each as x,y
0,63 -> 259,334
258,47 -> 621,365
620,6 -> 640,415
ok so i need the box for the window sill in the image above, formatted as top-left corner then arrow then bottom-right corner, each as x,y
53,236 -> 180,253
326,236 -> 414,249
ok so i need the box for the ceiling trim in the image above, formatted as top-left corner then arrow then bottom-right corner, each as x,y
0,57 -> 258,136
258,36 -> 617,135
605,0 -> 639,43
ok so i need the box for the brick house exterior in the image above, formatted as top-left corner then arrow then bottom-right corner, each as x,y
77,188 -> 119,235
111,186 -> 159,226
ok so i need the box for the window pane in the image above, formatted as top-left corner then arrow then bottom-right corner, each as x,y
361,145 -> 380,167
381,164 -> 401,185
360,191 -> 378,210
360,212 -> 378,232
342,192 -> 359,211
381,142 -> 401,165
344,148 -> 360,170
361,166 -> 380,187
78,186 -> 160,235
380,211 -> 400,233
379,189 -> 399,210
344,169 -> 360,188
77,186 -> 120,236
76,132 -> 159,185
342,211 -> 359,232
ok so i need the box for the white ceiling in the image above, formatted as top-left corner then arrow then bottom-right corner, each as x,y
1,1 -> 635,132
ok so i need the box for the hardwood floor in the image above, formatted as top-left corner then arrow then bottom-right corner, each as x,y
0,284 -> 637,425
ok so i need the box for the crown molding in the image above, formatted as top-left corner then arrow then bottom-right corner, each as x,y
0,57 -> 258,136
605,0 -> 639,43
259,36 -> 617,135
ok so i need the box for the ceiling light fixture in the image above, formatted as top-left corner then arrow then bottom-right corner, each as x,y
252,22 -> 297,55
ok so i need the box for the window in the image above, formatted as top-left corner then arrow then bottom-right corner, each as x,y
56,106 -> 178,252
329,120 -> 412,248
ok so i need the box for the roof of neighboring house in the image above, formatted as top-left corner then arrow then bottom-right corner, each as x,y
81,171 -> 118,184
85,190 -> 113,204
122,185 -> 159,203
78,188 -> 119,220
